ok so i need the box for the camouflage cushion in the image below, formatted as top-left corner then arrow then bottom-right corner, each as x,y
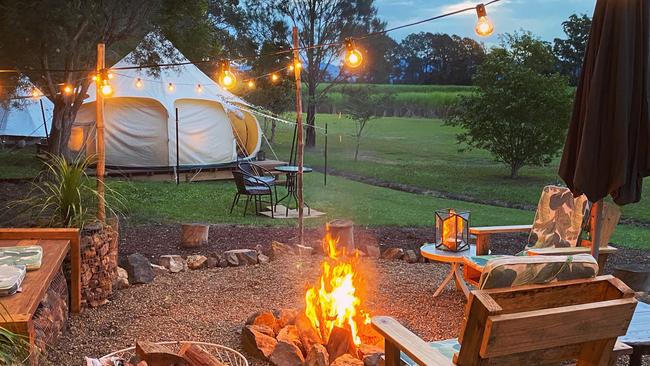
527,186 -> 588,249
401,338 -> 460,365
478,254 -> 598,290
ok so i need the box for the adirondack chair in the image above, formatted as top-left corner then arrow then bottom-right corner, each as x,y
372,255 -> 637,366
467,186 -> 621,281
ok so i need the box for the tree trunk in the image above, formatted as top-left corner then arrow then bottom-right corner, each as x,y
47,101 -> 75,157
354,135 -> 361,162
510,164 -> 520,179
269,120 -> 276,143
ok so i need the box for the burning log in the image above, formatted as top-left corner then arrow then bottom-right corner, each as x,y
326,326 -> 357,362
135,341 -> 188,366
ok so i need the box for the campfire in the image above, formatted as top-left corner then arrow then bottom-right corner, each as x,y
304,231 -> 371,347
242,228 -> 384,366
435,209 -> 470,252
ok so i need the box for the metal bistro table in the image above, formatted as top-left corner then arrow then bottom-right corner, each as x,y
421,243 -> 477,299
275,165 -> 313,216
619,301 -> 650,366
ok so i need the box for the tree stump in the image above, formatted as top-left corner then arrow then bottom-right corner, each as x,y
181,223 -> 209,248
613,264 -> 650,292
326,219 -> 354,253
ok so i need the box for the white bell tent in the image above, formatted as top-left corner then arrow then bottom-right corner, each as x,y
0,83 -> 53,140
73,37 -> 261,169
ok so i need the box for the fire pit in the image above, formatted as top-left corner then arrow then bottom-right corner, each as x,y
242,230 -> 384,366
434,209 -> 470,252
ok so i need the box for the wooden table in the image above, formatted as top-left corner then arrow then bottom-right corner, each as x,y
420,244 -> 477,299
0,233 -> 80,343
620,301 -> 650,366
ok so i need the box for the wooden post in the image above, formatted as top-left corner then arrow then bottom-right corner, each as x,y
95,43 -> 106,223
324,122 -> 328,186
591,200 -> 602,260
292,26 -> 304,246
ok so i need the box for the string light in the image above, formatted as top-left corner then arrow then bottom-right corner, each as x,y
270,73 -> 279,83
135,78 -> 143,88
100,81 -> 113,96
344,38 -> 363,68
218,60 -> 236,89
108,72 -> 114,79
475,4 -> 494,37
62,84 -> 73,95
247,80 -> 255,89
167,82 -> 175,92
289,61 -> 302,71
32,88 -> 41,98
196,84 -> 203,93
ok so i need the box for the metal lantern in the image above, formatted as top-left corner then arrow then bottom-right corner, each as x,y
434,209 -> 470,252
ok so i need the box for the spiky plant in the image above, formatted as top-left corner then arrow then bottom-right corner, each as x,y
0,303 -> 33,364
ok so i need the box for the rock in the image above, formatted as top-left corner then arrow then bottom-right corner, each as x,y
121,253 -> 155,284
365,245 -> 381,259
258,253 -> 270,264
277,325 -> 304,355
295,313 -> 322,354
381,248 -> 404,260
404,249 -> 418,263
114,267 -> 129,290
159,255 -> 187,273
271,241 -> 294,258
276,308 -> 299,329
250,324 -> 275,338
359,344 -> 384,366
296,244 -> 314,256
241,325 -> 277,360
246,310 -> 280,335
206,256 -> 219,268
186,255 -> 207,270
269,340 -> 305,366
306,344 -> 329,366
331,354 -> 364,366
150,264 -> 169,276
223,249 -> 259,266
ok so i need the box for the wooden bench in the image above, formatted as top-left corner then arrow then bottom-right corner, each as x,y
373,276 -> 637,365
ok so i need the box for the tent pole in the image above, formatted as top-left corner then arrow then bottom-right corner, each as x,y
590,199 -> 603,261
39,99 -> 49,142
292,26 -> 304,247
96,43 -> 106,223
175,108 -> 180,185
324,122 -> 328,186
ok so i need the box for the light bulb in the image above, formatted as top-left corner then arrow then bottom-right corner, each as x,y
135,78 -> 143,88
62,85 -> 73,95
219,71 -> 236,89
168,83 -> 175,92
474,4 -> 494,37
271,73 -> 279,82
197,84 -> 203,93
247,80 -> 255,89
101,83 -> 113,96
108,73 -> 114,79
32,88 -> 40,98
344,38 -> 363,68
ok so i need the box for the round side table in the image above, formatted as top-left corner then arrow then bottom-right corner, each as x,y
421,243 -> 477,299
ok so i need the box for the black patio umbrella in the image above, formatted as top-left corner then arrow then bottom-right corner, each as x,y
559,0 -> 649,257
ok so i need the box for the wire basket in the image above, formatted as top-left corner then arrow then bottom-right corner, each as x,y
99,341 -> 248,366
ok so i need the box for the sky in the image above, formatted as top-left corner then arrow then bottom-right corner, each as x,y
375,0 -> 597,44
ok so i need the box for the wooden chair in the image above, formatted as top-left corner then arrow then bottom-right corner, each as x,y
469,186 -> 620,273
373,275 -> 637,366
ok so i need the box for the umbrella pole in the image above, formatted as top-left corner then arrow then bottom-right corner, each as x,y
591,200 -> 603,261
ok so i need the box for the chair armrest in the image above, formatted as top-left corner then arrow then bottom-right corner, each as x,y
526,246 -> 618,256
372,316 -> 455,366
469,225 -> 532,235
241,171 -> 272,190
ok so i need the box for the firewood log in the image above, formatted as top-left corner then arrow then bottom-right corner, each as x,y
178,343 -> 226,366
180,224 -> 209,248
135,341 -> 188,366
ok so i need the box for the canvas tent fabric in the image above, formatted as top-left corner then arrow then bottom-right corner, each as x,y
72,36 -> 261,168
0,84 -> 53,139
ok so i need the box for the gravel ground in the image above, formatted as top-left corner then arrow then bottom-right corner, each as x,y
43,224 -> 649,365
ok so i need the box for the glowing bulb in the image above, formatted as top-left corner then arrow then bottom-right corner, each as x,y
101,83 -> 112,96
168,83 -> 175,92
196,84 -> 203,93
220,71 -> 236,88
344,38 -> 363,68
289,64 -> 294,71
271,73 -> 279,82
108,73 -> 114,79
246,80 -> 255,89
92,74 -> 98,81
135,78 -> 143,88
474,4 -> 494,37
32,88 -> 41,98
63,85 -> 73,95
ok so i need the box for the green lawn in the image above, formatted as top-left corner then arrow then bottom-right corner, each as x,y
108,173 -> 650,250
0,146 -> 43,179
265,114 -> 650,224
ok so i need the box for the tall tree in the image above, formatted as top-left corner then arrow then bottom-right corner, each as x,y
0,0 -> 245,156
280,0 -> 384,148
553,14 -> 592,86
446,32 -> 572,178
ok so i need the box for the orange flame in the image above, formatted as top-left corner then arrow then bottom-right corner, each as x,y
442,209 -> 463,246
304,232 -> 370,346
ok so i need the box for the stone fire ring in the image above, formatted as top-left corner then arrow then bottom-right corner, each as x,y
100,341 -> 248,366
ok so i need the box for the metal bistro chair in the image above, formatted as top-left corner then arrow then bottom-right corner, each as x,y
230,170 -> 274,218
237,162 -> 279,204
